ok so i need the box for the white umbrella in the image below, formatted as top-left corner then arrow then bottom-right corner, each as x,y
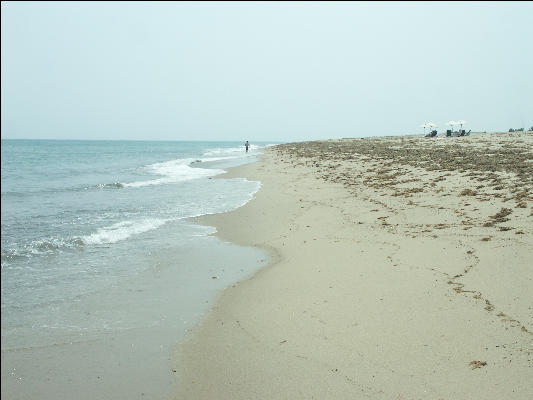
420,123 -> 430,134
446,120 -> 456,129
457,120 -> 467,130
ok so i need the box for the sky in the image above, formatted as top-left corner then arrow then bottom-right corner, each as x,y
1,1 -> 532,142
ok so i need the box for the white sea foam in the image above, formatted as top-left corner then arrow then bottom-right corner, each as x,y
94,182 -> 124,189
203,144 -> 261,157
236,180 -> 262,208
195,156 -> 239,163
1,237 -> 87,264
123,158 -> 225,188
203,147 -> 243,156
81,219 -> 168,245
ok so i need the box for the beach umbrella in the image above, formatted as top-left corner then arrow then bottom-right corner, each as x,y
457,120 -> 467,130
427,123 -> 437,133
420,123 -> 429,134
446,121 -> 456,130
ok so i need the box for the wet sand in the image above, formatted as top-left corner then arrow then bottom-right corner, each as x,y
175,132 -> 533,399
1,233 -> 267,400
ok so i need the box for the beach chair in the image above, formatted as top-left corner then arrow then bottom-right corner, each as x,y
446,130 -> 452,137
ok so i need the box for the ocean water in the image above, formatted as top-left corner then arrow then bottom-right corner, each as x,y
1,139 -> 272,399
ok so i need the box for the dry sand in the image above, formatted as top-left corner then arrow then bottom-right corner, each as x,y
175,132 -> 533,399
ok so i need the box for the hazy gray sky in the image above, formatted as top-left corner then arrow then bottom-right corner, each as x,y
1,1 -> 532,142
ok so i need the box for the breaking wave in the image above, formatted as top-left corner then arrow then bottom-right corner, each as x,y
123,158 -> 225,188
81,219 -> 168,245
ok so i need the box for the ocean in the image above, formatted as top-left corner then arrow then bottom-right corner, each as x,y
1,139 -> 272,399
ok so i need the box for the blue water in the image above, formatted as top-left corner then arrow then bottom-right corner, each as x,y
1,139 -> 272,351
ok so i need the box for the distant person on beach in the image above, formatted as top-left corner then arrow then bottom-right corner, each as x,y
245,141 -> 249,153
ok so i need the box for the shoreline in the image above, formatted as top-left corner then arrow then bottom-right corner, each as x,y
0,146 -> 269,400
175,132 -> 533,399
1,225 -> 268,400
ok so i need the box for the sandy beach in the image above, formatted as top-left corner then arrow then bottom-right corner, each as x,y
175,132 -> 533,399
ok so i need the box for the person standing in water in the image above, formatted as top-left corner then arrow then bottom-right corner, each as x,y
244,141 -> 249,153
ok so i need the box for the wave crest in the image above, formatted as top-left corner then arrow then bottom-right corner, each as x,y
81,219 -> 167,245
94,182 -> 124,189
1,237 -> 85,264
123,158 -> 224,188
